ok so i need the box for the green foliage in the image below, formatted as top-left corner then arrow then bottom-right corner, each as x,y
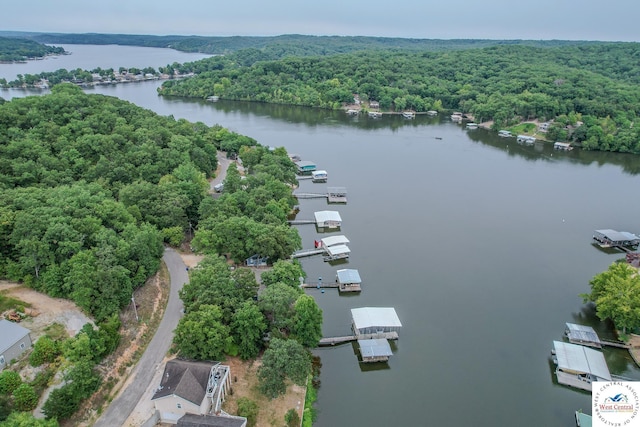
42,361 -> 101,420
12,383 -> 38,411
0,37 -> 64,62
582,262 -> 640,334
30,335 -> 61,366
261,260 -> 305,288
231,301 -> 267,360
160,43 -> 640,154
285,408 -> 301,427
0,411 -> 59,426
236,397 -> 259,427
173,304 -> 232,360
162,226 -> 184,247
257,338 -> 311,399
292,295 -> 323,348
0,294 -> 30,313
258,282 -> 302,333
0,370 -> 22,394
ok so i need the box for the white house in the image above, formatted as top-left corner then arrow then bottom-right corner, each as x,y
152,359 -> 231,424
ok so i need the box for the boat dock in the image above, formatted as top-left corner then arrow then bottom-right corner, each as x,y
293,187 -> 348,204
288,219 -> 316,225
318,331 -> 399,347
291,249 -> 325,258
301,281 -> 340,289
593,229 -> 640,252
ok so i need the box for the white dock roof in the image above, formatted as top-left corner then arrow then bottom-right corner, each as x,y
314,211 -> 341,224
321,235 -> 349,247
553,341 -> 611,380
336,269 -> 361,284
358,338 -> 393,358
351,307 -> 402,330
326,245 -> 350,256
595,229 -> 640,242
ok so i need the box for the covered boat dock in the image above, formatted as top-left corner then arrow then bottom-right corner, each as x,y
593,229 -> 640,251
314,211 -> 342,229
351,307 -> 402,337
551,341 -> 611,391
358,338 -> 393,363
336,268 -> 362,292
565,323 -> 602,349
295,160 -> 317,174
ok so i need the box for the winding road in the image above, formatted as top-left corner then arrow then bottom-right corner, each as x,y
93,152 -> 232,426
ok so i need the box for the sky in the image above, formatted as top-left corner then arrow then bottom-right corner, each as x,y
4,0 -> 639,42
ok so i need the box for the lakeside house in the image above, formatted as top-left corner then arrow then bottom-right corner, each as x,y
0,319 -> 31,370
152,359 -> 233,424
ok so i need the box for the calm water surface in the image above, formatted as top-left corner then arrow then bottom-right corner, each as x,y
3,47 -> 640,427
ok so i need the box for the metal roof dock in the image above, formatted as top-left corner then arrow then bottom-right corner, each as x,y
336,269 -> 362,292
358,338 -> 393,363
295,160 -> 317,173
314,211 -> 342,229
552,341 -> 611,391
565,323 -> 602,349
351,307 -> 402,336
593,229 -> 640,251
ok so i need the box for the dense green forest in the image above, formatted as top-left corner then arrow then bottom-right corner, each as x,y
3,31 -> 602,56
0,37 -> 64,62
159,43 -> 640,153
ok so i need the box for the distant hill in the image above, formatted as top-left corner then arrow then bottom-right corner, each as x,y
0,31 -> 606,57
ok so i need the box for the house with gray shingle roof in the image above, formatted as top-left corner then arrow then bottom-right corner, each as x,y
152,359 -> 233,424
0,319 -> 31,370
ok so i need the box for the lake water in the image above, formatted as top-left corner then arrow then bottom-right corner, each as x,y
3,46 -> 640,427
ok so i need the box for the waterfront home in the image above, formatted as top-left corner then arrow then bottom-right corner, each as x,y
312,170 -> 328,182
152,359 -> 232,423
314,210 -> 342,229
565,323 -> 602,349
554,142 -> 573,151
295,160 -> 317,174
498,130 -> 513,137
336,268 -> 362,292
358,338 -> 393,363
351,307 -> 402,336
551,341 -> 611,392
369,101 -> 380,109
0,320 -> 31,370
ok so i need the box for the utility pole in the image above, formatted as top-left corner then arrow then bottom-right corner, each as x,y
131,294 -> 139,322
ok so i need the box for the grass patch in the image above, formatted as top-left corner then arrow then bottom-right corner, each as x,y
508,122 -> 537,135
0,293 -> 31,313
43,322 -> 68,341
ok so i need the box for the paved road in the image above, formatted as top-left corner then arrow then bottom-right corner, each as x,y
94,248 -> 188,427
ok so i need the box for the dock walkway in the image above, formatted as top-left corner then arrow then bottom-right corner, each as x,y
291,249 -> 325,259
318,331 -> 399,346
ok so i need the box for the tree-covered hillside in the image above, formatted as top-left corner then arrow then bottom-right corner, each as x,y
9,31 -> 602,56
0,84 -> 224,320
159,43 -> 640,153
0,36 -> 65,61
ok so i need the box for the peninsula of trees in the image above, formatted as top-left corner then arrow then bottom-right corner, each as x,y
0,37 -> 65,62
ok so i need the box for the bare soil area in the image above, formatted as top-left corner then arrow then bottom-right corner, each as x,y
0,281 -> 92,339
223,357 -> 306,427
